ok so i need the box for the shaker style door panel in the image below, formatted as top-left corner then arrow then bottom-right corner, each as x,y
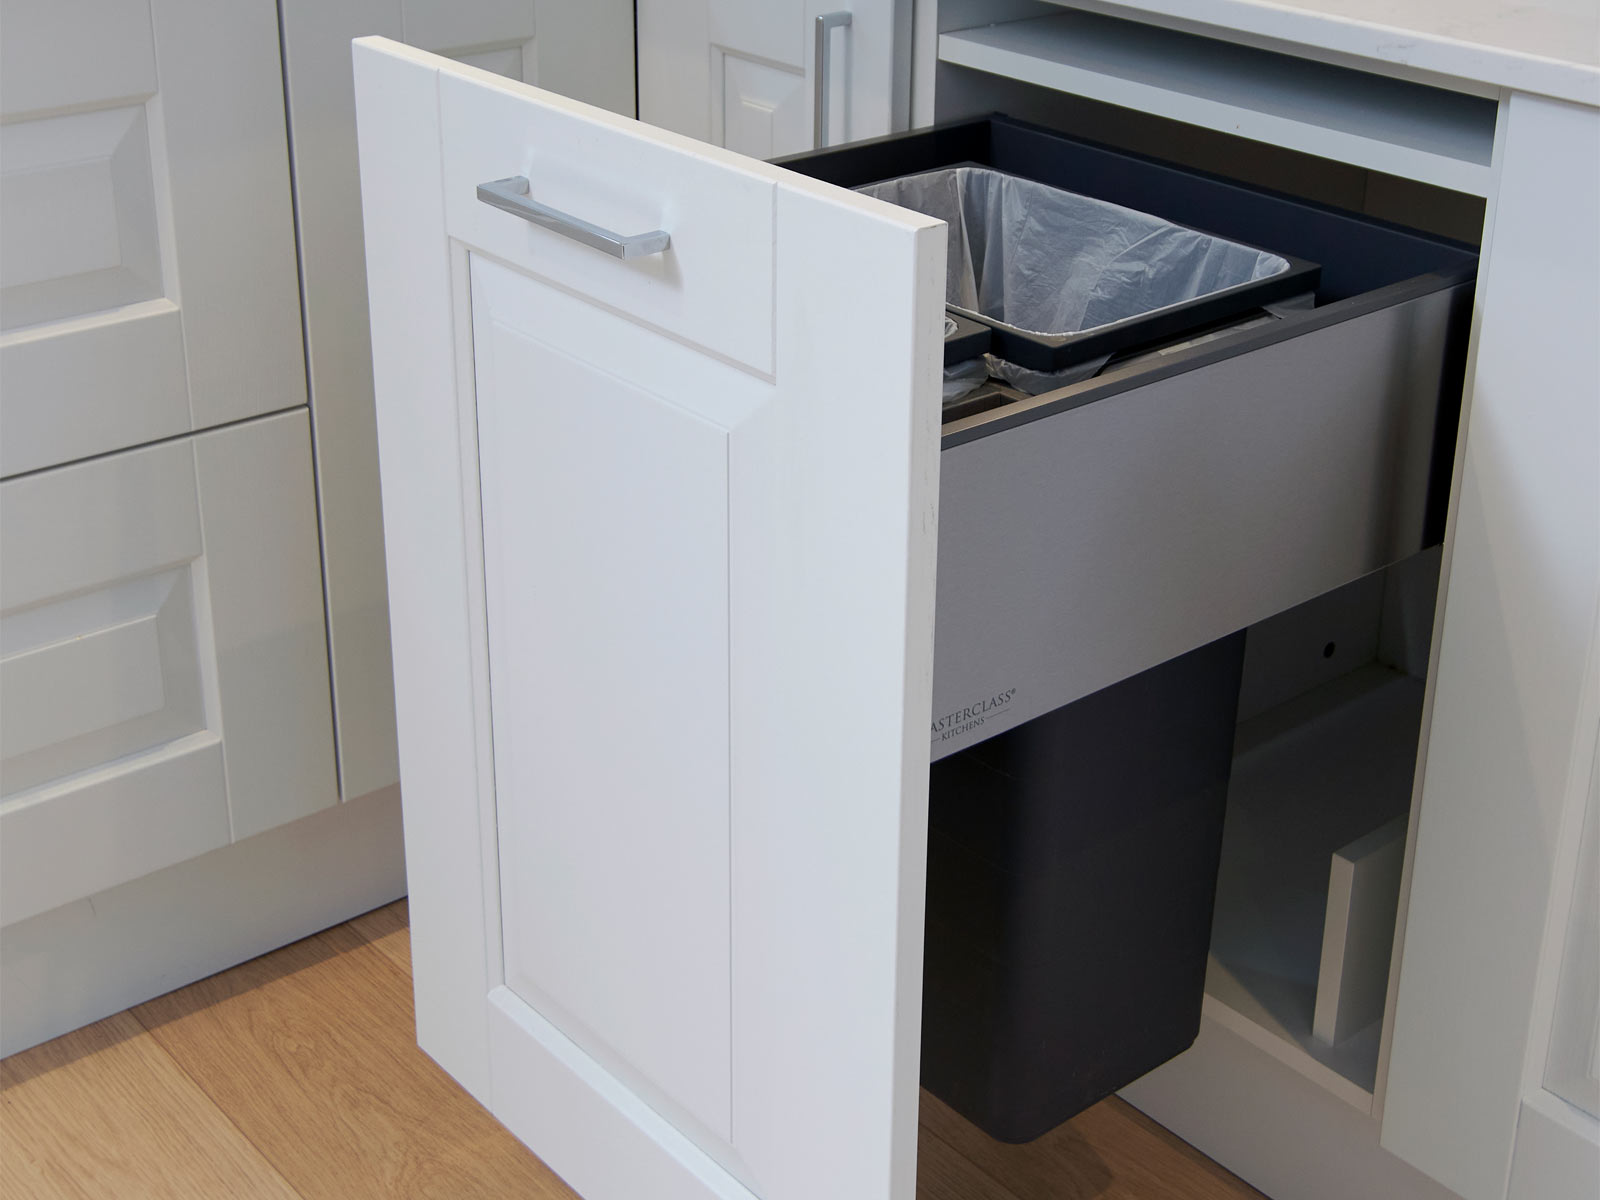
637,0 -> 908,157
0,0 -> 306,477
278,0 -> 635,801
0,411 -> 338,926
472,256 -> 743,1141
355,39 -> 942,1200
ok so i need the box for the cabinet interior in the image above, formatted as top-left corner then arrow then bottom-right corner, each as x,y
905,7 -> 1486,1122
927,8 -> 1489,246
1209,549 -> 1442,1111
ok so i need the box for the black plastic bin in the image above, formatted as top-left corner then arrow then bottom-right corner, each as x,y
921,632 -> 1247,1143
943,312 -> 992,366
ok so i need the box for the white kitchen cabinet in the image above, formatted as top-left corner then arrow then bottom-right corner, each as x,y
279,0 -> 636,801
0,0 -> 306,477
0,0 -> 360,980
0,4 -> 1587,1199
360,4 -> 1599,1200
0,0 -> 392,1058
0,410 -> 338,926
0,0 -> 643,1063
637,0 -> 910,155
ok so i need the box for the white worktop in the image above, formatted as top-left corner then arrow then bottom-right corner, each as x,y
1077,0 -> 1600,105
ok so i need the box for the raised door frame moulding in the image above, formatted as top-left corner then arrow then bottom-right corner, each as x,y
0,0 -> 307,477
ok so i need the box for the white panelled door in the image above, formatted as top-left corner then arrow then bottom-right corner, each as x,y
0,411 -> 339,926
279,0 -> 637,803
354,38 -> 943,1200
637,0 -> 908,157
0,0 -> 305,477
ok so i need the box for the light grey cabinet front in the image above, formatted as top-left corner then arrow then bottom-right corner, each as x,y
1,411 -> 338,926
278,0 -> 637,802
0,0 -> 306,477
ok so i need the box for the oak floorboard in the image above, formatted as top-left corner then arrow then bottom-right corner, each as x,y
345,898 -> 411,976
0,1010 -> 299,1200
131,924 -> 577,1200
917,1122 -> 1028,1200
6,897 -> 1264,1199
920,1089 -> 1266,1200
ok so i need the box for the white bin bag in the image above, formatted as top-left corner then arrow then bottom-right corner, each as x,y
860,166 -> 1293,396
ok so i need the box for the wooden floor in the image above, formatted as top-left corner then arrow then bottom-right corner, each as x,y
1,901 -> 1263,1199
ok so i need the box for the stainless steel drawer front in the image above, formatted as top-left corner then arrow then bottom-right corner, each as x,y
929,283 -> 1466,759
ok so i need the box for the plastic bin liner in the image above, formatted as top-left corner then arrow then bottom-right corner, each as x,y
944,357 -> 990,403
861,166 -> 1293,396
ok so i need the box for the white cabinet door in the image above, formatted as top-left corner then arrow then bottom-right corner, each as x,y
0,0 -> 305,477
355,39 -> 942,1200
279,0 -> 636,802
0,410 -> 339,926
638,0 -> 908,158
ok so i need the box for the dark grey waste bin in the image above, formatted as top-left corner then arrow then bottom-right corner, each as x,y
920,632 -> 1246,1143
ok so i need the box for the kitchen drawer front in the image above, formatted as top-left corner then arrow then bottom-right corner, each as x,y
437,66 -> 778,375
0,0 -> 306,477
0,410 -> 338,924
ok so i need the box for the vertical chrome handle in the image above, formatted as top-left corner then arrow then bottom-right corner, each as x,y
476,176 -> 670,259
813,11 -> 852,150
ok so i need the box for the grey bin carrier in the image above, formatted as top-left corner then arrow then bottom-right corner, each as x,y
942,311 -> 992,366
779,116 -> 1477,1143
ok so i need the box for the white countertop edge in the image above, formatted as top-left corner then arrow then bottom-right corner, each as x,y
1070,0 -> 1600,108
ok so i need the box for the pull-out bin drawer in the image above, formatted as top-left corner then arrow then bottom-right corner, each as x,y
783,117 -> 1475,761
784,115 -> 1475,1144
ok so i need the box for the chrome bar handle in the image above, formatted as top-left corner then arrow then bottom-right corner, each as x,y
476,176 -> 670,259
812,11 -> 852,150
